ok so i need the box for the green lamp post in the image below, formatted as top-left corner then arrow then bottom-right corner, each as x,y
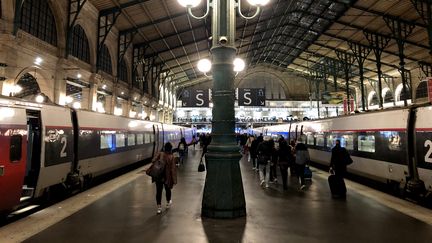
177,0 -> 269,218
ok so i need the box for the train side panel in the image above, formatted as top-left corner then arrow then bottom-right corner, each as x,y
76,110 -> 155,177
35,106 -> 74,197
0,107 -> 27,213
414,106 -> 432,191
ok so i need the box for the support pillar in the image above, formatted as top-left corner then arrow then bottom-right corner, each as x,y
364,30 -> 391,109
201,0 -> 245,219
383,16 -> 415,106
348,42 -> 372,111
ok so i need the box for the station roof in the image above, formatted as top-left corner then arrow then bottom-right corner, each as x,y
89,0 -> 431,89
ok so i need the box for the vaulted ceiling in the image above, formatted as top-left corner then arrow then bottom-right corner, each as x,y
89,0 -> 432,89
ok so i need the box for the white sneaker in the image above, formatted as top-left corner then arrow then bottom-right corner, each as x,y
157,206 -> 162,214
260,180 -> 265,187
166,200 -> 172,208
265,184 -> 269,188
300,185 -> 306,190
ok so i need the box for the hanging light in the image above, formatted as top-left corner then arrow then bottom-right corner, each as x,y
247,0 -> 270,6
65,96 -> 73,104
12,85 -> 23,94
73,102 -> 81,109
233,58 -> 245,72
35,95 -> 44,103
197,59 -> 212,73
177,0 -> 201,7
34,57 -> 43,65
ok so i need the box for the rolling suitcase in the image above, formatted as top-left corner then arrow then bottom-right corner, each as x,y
328,175 -> 346,197
304,166 -> 312,180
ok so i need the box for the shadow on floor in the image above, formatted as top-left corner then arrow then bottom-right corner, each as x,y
201,216 -> 246,243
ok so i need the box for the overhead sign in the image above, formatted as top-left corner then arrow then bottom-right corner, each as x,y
181,89 -> 209,107
238,88 -> 265,106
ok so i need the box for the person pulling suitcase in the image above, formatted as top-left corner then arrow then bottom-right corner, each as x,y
328,139 -> 353,198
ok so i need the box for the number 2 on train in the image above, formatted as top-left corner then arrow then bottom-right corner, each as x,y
425,140 -> 432,163
60,137 -> 67,158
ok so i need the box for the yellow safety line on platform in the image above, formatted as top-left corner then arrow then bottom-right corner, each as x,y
0,164 -> 151,243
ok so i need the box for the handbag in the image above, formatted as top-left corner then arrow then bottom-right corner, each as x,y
146,160 -> 165,178
198,159 -> 206,172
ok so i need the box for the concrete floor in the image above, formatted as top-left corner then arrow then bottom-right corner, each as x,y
24,148 -> 432,243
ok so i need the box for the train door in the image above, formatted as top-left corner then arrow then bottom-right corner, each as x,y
23,110 -> 42,198
152,125 -> 158,158
0,107 -> 27,213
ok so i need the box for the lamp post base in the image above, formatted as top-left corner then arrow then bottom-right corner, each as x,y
201,142 -> 246,219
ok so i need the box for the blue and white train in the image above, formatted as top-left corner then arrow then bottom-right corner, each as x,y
254,105 -> 432,201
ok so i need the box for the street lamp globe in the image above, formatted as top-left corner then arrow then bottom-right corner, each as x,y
177,0 -> 201,8
197,58 -> 212,73
247,0 -> 270,6
233,58 -> 245,72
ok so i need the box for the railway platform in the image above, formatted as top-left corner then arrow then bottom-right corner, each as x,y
1,148 -> 432,243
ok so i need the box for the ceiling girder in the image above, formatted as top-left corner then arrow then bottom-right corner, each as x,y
100,0 -> 150,15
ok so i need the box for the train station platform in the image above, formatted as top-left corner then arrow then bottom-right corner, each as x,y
1,147 -> 432,243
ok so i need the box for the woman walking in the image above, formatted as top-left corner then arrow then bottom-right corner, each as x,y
150,142 -> 177,214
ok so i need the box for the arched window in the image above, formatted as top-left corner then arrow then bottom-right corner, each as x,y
69,25 -> 90,63
118,58 -> 129,83
15,73 -> 41,99
99,45 -> 112,75
20,0 -> 57,46
415,81 -> 428,99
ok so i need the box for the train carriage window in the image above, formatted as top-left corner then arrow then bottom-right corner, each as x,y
358,134 -> 375,152
341,134 -> 354,150
327,134 -> 337,148
116,134 -> 126,148
316,134 -> 325,147
128,134 -> 135,146
150,134 -> 155,143
10,135 -> 23,162
137,134 -> 143,145
100,133 -> 113,149
307,134 -> 314,145
381,131 -> 402,151
144,133 -> 150,144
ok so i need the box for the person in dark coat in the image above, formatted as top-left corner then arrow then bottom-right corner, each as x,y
150,142 -> 177,214
257,137 -> 273,188
330,140 -> 350,178
278,138 -> 293,190
200,133 -> 211,161
295,136 -> 310,190
177,137 -> 188,164
250,135 -> 260,171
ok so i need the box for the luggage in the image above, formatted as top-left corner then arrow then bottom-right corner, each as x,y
328,175 -> 346,197
198,159 -> 206,172
304,166 -> 312,180
146,160 -> 165,179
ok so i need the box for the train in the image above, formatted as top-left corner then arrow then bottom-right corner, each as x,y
253,105 -> 432,202
0,96 -> 195,216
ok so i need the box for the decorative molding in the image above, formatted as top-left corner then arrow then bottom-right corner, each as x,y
16,30 -> 57,56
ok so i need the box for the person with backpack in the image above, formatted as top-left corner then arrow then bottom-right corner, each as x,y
149,142 -> 177,214
177,137 -> 188,165
295,136 -> 310,190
